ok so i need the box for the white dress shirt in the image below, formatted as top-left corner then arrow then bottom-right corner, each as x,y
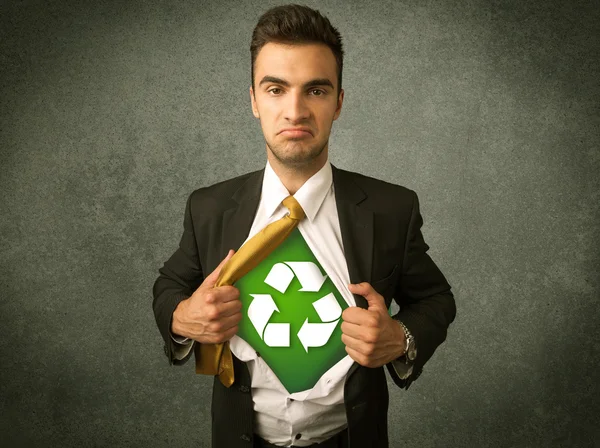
171,159 -> 411,446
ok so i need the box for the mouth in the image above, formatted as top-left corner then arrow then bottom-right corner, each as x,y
279,128 -> 312,138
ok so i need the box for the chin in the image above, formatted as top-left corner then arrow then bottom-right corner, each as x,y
268,142 -> 325,167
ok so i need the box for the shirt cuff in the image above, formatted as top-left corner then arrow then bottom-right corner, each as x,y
169,329 -> 195,360
170,331 -> 191,344
391,359 -> 414,380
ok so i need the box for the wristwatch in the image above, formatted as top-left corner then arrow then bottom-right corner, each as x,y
397,320 -> 417,363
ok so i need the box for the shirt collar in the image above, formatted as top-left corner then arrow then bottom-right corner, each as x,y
262,159 -> 333,223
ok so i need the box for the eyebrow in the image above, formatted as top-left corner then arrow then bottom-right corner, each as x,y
258,76 -> 334,90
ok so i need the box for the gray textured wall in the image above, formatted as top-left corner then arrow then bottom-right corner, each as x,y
1,0 -> 598,447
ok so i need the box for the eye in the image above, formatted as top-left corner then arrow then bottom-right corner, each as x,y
268,88 -> 282,95
310,89 -> 326,96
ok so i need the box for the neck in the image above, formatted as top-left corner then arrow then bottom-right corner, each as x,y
267,150 -> 328,195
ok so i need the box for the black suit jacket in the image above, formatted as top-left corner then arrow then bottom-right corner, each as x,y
153,164 -> 456,448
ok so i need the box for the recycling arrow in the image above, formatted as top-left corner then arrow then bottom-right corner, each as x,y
297,320 -> 339,352
248,294 -> 290,347
297,293 -> 342,352
264,261 -> 328,293
264,263 -> 295,294
311,292 -> 343,322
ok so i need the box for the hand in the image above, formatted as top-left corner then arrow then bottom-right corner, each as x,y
171,249 -> 242,344
341,282 -> 406,368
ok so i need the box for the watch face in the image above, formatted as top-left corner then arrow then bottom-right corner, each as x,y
407,341 -> 417,361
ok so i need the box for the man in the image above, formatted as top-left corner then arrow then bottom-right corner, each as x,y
153,4 -> 455,448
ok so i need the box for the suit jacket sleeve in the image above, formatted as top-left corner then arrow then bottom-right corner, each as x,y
152,191 -> 204,366
387,190 -> 456,389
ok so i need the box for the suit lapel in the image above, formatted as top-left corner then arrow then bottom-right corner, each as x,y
332,164 -> 374,383
222,169 -> 265,254
331,164 -> 373,309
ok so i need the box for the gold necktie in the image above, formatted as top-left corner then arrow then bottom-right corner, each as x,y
194,195 -> 306,387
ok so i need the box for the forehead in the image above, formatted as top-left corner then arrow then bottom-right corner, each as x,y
254,42 -> 337,85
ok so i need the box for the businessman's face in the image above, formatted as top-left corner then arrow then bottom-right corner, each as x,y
250,42 -> 344,169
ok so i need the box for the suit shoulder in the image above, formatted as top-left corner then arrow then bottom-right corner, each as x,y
336,167 -> 416,203
188,169 -> 263,209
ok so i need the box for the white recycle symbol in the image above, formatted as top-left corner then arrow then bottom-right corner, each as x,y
247,261 -> 342,352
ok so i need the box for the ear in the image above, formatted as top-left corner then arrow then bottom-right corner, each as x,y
250,86 -> 260,119
333,88 -> 344,121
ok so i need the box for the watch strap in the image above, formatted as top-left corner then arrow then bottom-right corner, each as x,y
397,320 -> 415,362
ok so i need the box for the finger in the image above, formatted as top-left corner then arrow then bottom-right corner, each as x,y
340,320 -> 366,339
348,282 -> 381,302
220,324 -> 239,342
204,323 -> 240,344
212,296 -> 243,317
344,345 -> 368,366
207,312 -> 243,334
201,249 -> 236,288
348,282 -> 386,311
211,285 -> 241,304
341,306 -> 374,325
341,333 -> 374,356
345,345 -> 386,368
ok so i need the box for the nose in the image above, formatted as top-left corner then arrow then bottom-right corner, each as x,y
283,91 -> 310,122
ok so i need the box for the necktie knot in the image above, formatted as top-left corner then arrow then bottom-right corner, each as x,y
282,196 -> 305,221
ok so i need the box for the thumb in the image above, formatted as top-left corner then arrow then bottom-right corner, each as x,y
348,282 -> 386,312
202,249 -> 236,289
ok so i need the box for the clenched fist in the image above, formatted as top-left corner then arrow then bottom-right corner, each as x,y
171,249 -> 243,344
341,282 -> 406,368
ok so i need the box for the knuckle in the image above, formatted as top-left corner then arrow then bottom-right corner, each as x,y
195,323 -> 206,335
230,287 -> 241,300
204,291 -> 216,304
206,308 -> 219,321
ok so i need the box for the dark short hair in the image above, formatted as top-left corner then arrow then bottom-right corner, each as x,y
250,4 -> 344,97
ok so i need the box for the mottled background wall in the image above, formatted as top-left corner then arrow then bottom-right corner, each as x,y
1,0 -> 598,446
